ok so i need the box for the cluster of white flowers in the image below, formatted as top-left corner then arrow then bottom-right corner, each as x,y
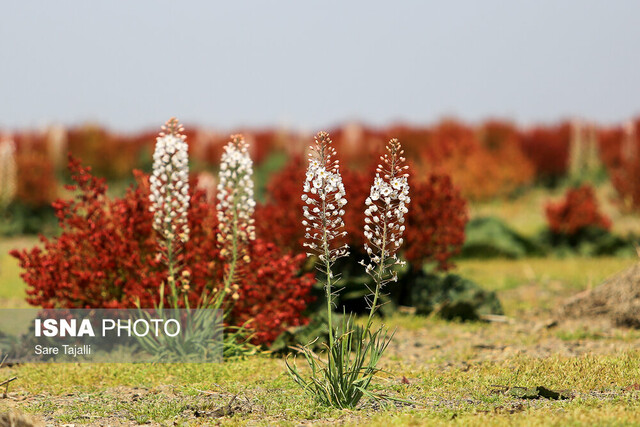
149,118 -> 190,245
361,139 -> 410,291
216,134 -> 256,250
0,139 -> 17,209
302,132 -> 349,264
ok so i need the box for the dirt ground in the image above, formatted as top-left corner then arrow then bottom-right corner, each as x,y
2,311 -> 639,426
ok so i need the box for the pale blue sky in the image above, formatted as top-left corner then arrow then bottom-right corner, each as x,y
2,1 -> 639,131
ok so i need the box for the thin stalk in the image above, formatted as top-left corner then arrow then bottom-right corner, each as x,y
223,191 -> 240,290
321,195 -> 334,348
365,218 -> 387,333
365,153 -> 397,333
220,170 -> 242,314
166,238 -> 178,308
315,142 -> 335,348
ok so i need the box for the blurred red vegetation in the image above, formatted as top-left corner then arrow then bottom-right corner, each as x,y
545,185 -> 611,236
518,122 -> 571,179
254,155 -> 307,251
11,156 -> 313,345
598,120 -> 640,210
598,126 -> 625,171
13,132 -> 57,207
5,118 -> 597,209
379,121 -> 534,200
403,174 -> 468,270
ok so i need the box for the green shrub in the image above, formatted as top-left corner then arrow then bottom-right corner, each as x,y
408,271 -> 503,321
461,217 -> 544,259
0,202 -> 57,236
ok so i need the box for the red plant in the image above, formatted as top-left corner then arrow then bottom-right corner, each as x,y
379,121 -> 534,200
11,156 -> 313,345
519,123 -> 571,179
598,120 -> 640,210
476,121 -> 535,195
403,174 -> 468,270
598,126 -> 626,171
254,155 -> 307,251
12,132 -> 58,208
15,152 -> 57,208
232,239 -> 314,344
545,185 -> 611,236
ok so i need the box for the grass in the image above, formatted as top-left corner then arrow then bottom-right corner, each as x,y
0,236 -> 37,308
469,180 -> 640,237
1,215 -> 640,424
2,349 -> 640,425
456,257 -> 637,316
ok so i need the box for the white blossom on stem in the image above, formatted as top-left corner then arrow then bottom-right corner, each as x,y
0,139 -> 17,210
302,132 -> 349,315
149,118 -> 190,246
216,134 -> 256,257
360,138 -> 410,312
301,131 -> 349,346
302,132 -> 349,263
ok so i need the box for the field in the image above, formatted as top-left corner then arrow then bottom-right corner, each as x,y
2,234 -> 640,424
3,121 -> 640,425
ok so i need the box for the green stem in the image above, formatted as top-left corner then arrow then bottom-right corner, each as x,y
166,238 -> 178,308
318,144 -> 334,348
220,172 -> 241,312
365,218 -> 387,333
223,204 -> 240,290
322,218 -> 334,348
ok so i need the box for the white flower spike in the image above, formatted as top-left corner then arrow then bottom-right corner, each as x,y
302,131 -> 349,266
361,138 -> 410,314
216,134 -> 256,256
149,117 -> 190,245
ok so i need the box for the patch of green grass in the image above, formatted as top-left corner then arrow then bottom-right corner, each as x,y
468,180 -> 640,238
456,257 -> 635,293
3,352 -> 640,425
556,328 -> 605,342
0,236 -> 37,307
468,185 -> 564,237
456,257 -> 636,316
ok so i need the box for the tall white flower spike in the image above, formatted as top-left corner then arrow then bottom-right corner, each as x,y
149,118 -> 190,246
216,134 -> 256,250
216,134 -> 256,298
302,131 -> 349,265
302,132 -> 348,346
361,138 -> 410,316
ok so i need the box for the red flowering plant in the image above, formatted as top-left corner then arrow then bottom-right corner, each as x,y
598,120 -> 640,211
11,154 -> 314,347
254,155 -> 307,251
544,185 -> 612,248
403,174 -> 468,271
379,121 -> 534,200
0,132 -> 60,235
13,135 -> 58,209
519,123 -> 571,184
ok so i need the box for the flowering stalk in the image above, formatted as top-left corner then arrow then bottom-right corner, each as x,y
361,138 -> 410,330
0,139 -> 17,211
216,134 -> 256,302
287,133 -> 406,409
149,118 -> 190,307
301,131 -> 348,346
